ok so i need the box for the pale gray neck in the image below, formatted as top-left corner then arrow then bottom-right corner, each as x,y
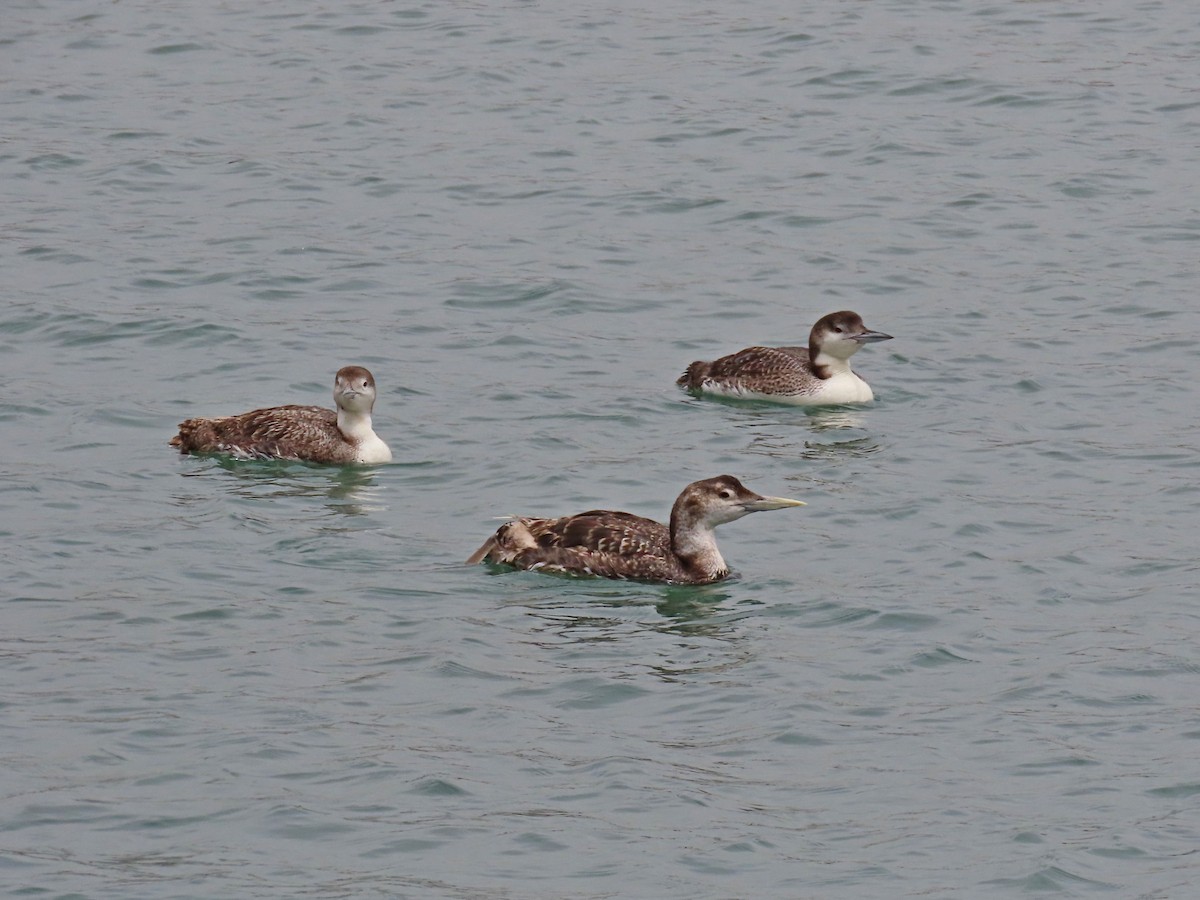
337,408 -> 375,445
671,522 -> 728,581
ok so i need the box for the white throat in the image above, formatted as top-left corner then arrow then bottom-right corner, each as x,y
812,348 -> 857,375
337,409 -> 392,464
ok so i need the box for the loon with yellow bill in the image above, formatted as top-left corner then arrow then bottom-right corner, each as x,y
467,475 -> 805,585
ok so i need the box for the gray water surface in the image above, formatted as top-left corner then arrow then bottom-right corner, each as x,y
4,1 -> 1200,897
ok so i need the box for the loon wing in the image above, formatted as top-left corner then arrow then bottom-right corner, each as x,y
172,405 -> 340,460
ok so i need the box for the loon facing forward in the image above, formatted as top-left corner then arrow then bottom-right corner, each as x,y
678,310 -> 893,404
466,475 -> 805,585
170,366 -> 392,465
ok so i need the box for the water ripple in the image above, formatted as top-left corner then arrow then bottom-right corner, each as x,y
4,1 -> 1200,897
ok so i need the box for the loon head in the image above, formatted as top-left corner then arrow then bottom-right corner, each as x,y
333,365 -> 378,415
671,475 -> 805,533
809,310 -> 893,362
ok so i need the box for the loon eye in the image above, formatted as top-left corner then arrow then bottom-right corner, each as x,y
719,489 -> 734,499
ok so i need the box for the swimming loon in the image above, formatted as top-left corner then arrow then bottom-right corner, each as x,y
466,475 -> 805,584
170,365 -> 392,464
678,310 -> 893,404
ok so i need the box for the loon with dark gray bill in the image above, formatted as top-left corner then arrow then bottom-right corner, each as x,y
678,310 -> 893,404
170,365 -> 392,465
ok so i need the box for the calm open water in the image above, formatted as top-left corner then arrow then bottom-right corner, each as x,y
4,1 -> 1200,897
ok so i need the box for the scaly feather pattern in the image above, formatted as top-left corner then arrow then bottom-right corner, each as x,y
170,365 -> 391,465
678,310 -> 892,404
467,476 -> 805,585
172,405 -> 347,462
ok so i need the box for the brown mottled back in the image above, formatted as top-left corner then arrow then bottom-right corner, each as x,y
465,509 -> 686,581
678,346 -> 815,393
530,510 -> 670,557
170,404 -> 352,462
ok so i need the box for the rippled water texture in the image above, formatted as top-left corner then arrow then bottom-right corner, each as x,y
4,1 -> 1200,897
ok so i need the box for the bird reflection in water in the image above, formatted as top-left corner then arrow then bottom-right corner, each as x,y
740,408 -> 882,462
185,458 -> 388,517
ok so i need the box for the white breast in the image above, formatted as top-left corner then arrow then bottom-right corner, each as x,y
807,370 -> 875,404
703,371 -> 875,405
353,434 -> 393,464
